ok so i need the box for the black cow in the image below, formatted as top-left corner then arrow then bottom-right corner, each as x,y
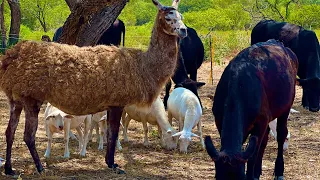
163,26 -> 204,108
205,40 -> 298,180
251,19 -> 320,112
53,19 -> 125,47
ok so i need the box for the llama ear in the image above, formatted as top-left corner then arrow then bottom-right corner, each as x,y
172,0 -> 180,9
197,82 -> 206,88
152,0 -> 163,10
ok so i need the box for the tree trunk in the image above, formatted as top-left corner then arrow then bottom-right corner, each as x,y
0,0 -> 6,54
65,0 -> 79,11
7,0 -> 21,47
59,0 -> 128,46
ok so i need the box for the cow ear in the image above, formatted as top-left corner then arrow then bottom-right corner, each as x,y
205,136 -> 219,162
197,82 -> 206,88
64,114 -> 74,119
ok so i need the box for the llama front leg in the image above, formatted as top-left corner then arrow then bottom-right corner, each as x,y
63,119 -> 71,158
44,129 -> 53,158
23,99 -> 44,174
4,100 -> 23,175
80,115 -> 92,157
105,107 -> 124,174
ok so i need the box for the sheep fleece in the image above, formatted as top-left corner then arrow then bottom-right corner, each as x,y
0,41 -> 164,115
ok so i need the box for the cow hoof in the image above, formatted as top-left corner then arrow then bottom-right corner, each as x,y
109,164 -> 126,174
274,176 -> 284,180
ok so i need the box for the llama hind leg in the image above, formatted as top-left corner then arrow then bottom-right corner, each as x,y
23,98 -> 44,173
4,99 -> 23,175
105,107 -> 125,174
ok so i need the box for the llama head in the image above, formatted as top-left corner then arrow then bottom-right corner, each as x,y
152,0 -> 187,39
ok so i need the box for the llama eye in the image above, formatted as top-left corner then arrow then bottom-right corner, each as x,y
165,18 -> 171,22
169,11 -> 174,15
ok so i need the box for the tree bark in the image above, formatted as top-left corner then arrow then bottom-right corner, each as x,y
59,0 -> 128,46
0,0 -> 6,53
65,0 -> 79,11
7,0 -> 21,47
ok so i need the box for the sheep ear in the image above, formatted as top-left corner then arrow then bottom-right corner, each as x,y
64,114 -> 74,119
152,0 -> 163,10
172,131 -> 183,137
191,132 -> 200,138
172,0 -> 180,9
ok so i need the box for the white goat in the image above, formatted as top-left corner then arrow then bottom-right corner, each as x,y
167,87 -> 205,153
44,103 -> 92,158
89,111 -> 122,151
122,96 -> 177,150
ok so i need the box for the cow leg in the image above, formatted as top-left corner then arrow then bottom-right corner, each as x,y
163,80 -> 172,109
253,126 -> 270,179
23,98 -> 44,174
301,88 -> 309,109
190,69 -> 197,81
105,106 -> 125,174
274,111 -> 289,179
246,118 -> 269,180
4,99 -> 23,175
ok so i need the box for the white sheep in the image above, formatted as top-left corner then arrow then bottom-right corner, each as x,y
167,87 -> 205,153
44,103 -> 92,158
269,108 -> 299,151
122,96 -> 177,150
89,111 -> 122,151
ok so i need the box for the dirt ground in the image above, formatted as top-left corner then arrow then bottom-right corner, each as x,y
0,61 -> 319,180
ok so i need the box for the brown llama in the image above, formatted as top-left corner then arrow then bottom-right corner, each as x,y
0,0 -> 186,175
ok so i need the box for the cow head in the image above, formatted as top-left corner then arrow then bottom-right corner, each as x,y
297,77 -> 320,112
205,136 -> 258,180
152,0 -> 187,39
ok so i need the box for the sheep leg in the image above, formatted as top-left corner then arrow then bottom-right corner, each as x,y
4,99 -> 23,175
105,107 -> 125,174
168,111 -> 173,126
44,129 -> 53,158
23,99 -> 44,174
142,120 -> 150,146
80,115 -> 92,157
76,127 -> 84,151
197,120 -> 205,148
163,80 -> 172,109
98,120 -> 105,150
122,111 -> 130,142
274,111 -> 289,179
63,119 -> 71,158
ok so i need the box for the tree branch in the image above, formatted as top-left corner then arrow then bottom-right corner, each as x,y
59,0 -> 128,46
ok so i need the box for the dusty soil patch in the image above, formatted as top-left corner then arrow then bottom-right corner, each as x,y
0,61 -> 319,180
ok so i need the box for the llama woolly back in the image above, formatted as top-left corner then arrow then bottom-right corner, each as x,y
0,37 -> 174,115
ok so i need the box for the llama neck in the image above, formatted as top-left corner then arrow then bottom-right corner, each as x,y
145,15 -> 179,84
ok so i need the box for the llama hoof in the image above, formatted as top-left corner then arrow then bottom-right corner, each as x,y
274,176 -> 284,180
44,153 -> 50,158
4,165 -> 15,176
110,164 -> 126,174
117,145 -> 123,151
98,146 -> 104,151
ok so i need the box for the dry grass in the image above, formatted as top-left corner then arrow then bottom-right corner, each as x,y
0,61 -> 319,180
